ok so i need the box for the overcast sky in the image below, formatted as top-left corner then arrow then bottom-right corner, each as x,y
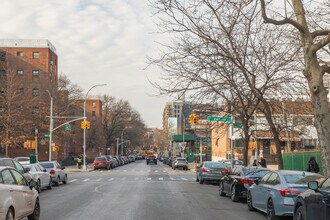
0,0 -> 169,128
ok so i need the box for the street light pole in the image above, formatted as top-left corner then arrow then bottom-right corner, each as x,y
83,84 -> 107,170
46,90 -> 53,161
121,127 -> 130,155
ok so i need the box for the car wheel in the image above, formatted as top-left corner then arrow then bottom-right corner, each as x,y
247,191 -> 255,211
231,185 -> 238,202
199,176 -> 204,184
6,208 -> 14,220
295,206 -> 306,220
27,199 -> 40,220
219,182 -> 226,196
36,180 -> 41,193
63,175 -> 68,184
55,177 -> 60,186
267,199 -> 280,220
47,177 -> 52,190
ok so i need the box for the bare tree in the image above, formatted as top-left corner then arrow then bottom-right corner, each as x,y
260,0 -> 330,175
150,0 -> 303,168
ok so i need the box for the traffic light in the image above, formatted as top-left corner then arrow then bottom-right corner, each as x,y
81,120 -> 86,129
188,114 -> 195,124
193,114 -> 199,124
52,146 -> 59,152
86,121 -> 91,129
202,146 -> 207,151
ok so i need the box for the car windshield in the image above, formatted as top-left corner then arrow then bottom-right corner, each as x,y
176,159 -> 186,162
243,168 -> 269,177
16,158 -> 29,162
205,162 -> 226,168
284,174 -> 323,184
95,157 -> 106,161
39,163 -> 54,169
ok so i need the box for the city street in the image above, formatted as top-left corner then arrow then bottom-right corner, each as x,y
36,160 -> 268,220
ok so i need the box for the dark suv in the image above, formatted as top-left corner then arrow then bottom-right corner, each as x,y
146,155 -> 157,165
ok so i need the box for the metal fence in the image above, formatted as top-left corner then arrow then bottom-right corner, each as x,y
283,151 -> 323,175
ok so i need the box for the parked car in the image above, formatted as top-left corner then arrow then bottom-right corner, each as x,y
105,155 -> 114,168
196,162 -> 228,184
0,166 -> 40,220
247,170 -> 323,220
294,176 -> 329,220
0,157 -> 33,182
172,158 -> 188,170
39,161 -> 68,186
146,155 -> 157,165
110,156 -> 119,168
219,166 -> 270,202
14,157 -> 31,165
113,156 -> 122,166
93,156 -> 111,170
23,163 -> 53,192
167,156 -> 176,166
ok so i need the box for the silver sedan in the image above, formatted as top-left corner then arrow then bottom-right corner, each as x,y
24,163 -> 52,192
247,170 -> 323,220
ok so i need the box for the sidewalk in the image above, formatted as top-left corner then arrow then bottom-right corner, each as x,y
65,165 -> 93,173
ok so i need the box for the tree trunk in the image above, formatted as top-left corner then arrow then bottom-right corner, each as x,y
307,59 -> 330,176
243,121 -> 250,166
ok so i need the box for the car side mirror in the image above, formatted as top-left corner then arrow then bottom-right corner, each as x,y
43,169 -> 47,172
308,181 -> 319,191
61,166 -> 65,170
29,179 -> 36,190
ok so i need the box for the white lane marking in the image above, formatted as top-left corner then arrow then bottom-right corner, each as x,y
100,171 -> 104,173
170,177 -> 175,181
159,177 -> 163,181
108,178 -> 114,181
92,171 -> 96,173
163,170 -> 166,173
123,170 -> 127,172
96,178 -> 102,182
192,178 -> 196,180
147,178 -> 152,181
69,179 -> 77,183
155,170 -> 158,173
181,178 -> 188,181
108,170 -> 111,172
82,178 -> 90,182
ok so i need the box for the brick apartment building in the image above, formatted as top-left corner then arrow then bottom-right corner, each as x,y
0,39 -> 58,161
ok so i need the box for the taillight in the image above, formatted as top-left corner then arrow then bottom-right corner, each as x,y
240,178 -> 254,185
50,170 -> 55,175
221,169 -> 229,175
202,167 -> 210,173
279,189 -> 301,197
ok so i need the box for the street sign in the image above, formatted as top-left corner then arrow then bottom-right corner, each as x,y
207,116 -> 232,123
44,134 -> 50,138
234,123 -> 243,128
65,124 -> 71,131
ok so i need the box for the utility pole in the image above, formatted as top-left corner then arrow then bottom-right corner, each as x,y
35,128 -> 38,162
116,138 -> 119,156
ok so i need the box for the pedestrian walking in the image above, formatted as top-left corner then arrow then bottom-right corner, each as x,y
259,158 -> 267,168
77,156 -> 82,169
307,156 -> 320,173
252,159 -> 258,166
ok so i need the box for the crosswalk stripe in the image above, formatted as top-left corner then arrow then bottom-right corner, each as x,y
159,177 -> 163,181
192,178 -> 196,180
69,179 -> 77,183
170,177 -> 175,180
96,178 -> 102,182
155,170 -> 158,173
163,170 -> 166,173
181,178 -> 188,181
82,178 -> 89,182
147,178 -> 152,181
108,178 -> 114,181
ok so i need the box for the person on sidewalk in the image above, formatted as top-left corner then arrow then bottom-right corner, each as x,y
252,159 -> 258,166
77,156 -> 82,169
259,158 -> 267,168
307,156 -> 320,173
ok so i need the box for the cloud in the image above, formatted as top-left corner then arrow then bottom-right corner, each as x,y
0,0 -> 168,127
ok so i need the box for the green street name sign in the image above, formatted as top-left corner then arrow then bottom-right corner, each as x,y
44,134 -> 50,138
65,124 -> 72,131
207,116 -> 232,123
234,123 -> 243,128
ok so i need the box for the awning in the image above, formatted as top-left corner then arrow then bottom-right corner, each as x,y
171,134 -> 196,142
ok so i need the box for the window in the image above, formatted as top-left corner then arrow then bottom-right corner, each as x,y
321,177 -> 330,188
1,169 -> 15,185
35,165 -> 42,172
259,172 -> 272,184
13,161 -> 25,174
33,52 -> 39,59
32,106 -> 39,114
92,111 -> 96,116
0,69 -> 5,78
32,88 -> 40,96
0,51 -> 6,61
17,87 -> 24,94
50,60 -> 54,65
92,102 -> 96,108
32,70 -> 39,76
11,169 -> 26,186
17,51 -> 24,57
17,70 -> 24,75
266,173 -> 280,185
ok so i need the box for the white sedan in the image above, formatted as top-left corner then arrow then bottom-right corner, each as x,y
24,163 -> 53,192
0,166 -> 40,220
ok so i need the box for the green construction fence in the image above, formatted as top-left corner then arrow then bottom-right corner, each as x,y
283,151 -> 323,175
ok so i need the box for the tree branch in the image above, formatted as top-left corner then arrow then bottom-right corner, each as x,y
260,0 -> 307,35
312,30 -> 330,39
321,65 -> 330,75
311,34 -> 330,53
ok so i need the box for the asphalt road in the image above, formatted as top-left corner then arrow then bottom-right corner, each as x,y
36,160 -> 269,220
